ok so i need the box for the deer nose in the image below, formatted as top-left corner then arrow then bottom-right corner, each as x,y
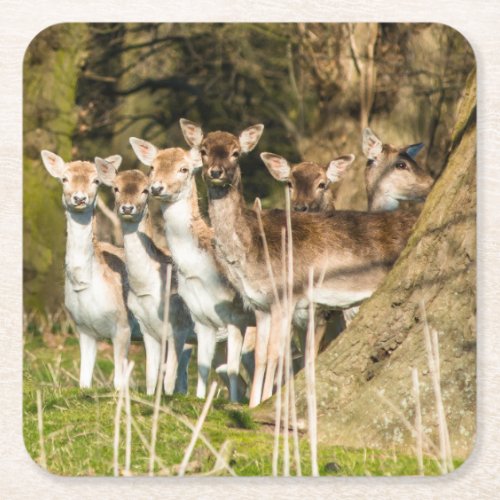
120,204 -> 135,215
150,184 -> 164,196
294,204 -> 308,212
72,193 -> 88,205
210,168 -> 222,179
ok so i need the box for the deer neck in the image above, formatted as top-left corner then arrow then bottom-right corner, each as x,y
161,178 -> 212,277
121,208 -> 159,294
367,189 -> 400,212
206,171 -> 253,266
65,208 -> 96,291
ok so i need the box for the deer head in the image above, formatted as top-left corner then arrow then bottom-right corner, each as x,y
362,128 -> 434,211
128,137 -> 201,203
179,118 -> 264,189
41,150 -> 122,213
260,152 -> 355,212
95,158 -> 150,223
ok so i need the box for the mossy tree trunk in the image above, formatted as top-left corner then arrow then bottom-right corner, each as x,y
23,24 -> 89,311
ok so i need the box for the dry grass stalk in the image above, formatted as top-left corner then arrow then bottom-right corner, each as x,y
124,361 -> 135,476
254,197 -> 281,308
178,381 -> 218,476
36,389 -> 47,470
148,264 -> 173,476
306,267 -> 319,476
113,360 -> 135,477
130,417 -> 169,473
374,390 -> 442,471
288,362 -> 302,476
420,301 -> 453,473
129,394 -> 237,477
411,367 -> 424,475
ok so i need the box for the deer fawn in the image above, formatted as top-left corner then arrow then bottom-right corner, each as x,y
40,151 -> 135,390
129,137 -> 254,402
362,128 -> 434,212
180,119 -> 420,406
260,153 -> 355,213
95,162 -> 195,395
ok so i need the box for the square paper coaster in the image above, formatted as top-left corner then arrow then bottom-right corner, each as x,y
22,22 -> 475,478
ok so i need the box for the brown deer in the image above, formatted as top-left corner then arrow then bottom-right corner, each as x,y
362,128 -> 434,212
94,162 -> 195,396
179,119 -> 420,407
260,153 -> 355,213
40,151 -> 136,390
128,137 -> 254,402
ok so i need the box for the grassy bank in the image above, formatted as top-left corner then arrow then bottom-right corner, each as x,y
23,312 -> 456,476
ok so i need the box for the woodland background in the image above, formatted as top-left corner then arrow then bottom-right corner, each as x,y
23,22 -> 474,312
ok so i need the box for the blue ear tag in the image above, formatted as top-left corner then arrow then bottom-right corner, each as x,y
406,143 -> 425,159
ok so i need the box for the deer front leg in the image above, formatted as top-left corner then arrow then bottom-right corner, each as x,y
143,332 -> 161,395
249,310 -> 271,408
195,322 -> 217,399
79,331 -> 97,389
227,324 -> 244,403
164,295 -> 192,395
262,304 -> 283,401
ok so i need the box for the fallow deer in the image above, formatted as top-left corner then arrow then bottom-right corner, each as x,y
260,153 -> 355,213
260,152 -> 355,354
94,162 -> 195,395
40,151 -> 135,390
180,120 -> 420,407
362,128 -> 434,212
128,137 -> 254,402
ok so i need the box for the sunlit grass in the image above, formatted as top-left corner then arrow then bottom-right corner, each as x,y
23,311 -> 459,476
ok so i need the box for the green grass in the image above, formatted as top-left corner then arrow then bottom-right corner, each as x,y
23,313 -> 459,476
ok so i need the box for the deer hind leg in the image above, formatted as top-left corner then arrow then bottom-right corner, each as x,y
112,322 -> 131,390
195,322 -> 217,399
262,304 -> 283,401
79,331 -> 97,389
249,310 -> 271,408
241,325 -> 256,381
175,344 -> 192,394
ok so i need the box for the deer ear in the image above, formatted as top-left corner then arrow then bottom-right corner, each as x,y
95,157 -> 118,186
188,147 -> 203,171
129,137 -> 158,167
180,118 -> 203,148
326,154 -> 355,183
260,152 -> 291,182
362,128 -> 383,160
240,124 -> 264,153
404,143 -> 425,159
41,150 -> 66,178
104,154 -> 122,170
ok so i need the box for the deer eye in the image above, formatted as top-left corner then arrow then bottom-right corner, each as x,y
395,161 -> 407,170
62,177 -> 68,183
93,179 -> 100,185
286,181 -> 293,188
114,187 -> 119,193
200,149 -> 207,156
180,167 -> 189,174
142,188 -> 149,194
318,182 -> 327,190
231,151 -> 240,159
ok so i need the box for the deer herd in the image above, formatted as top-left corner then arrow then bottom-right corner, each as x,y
41,122 -> 434,408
